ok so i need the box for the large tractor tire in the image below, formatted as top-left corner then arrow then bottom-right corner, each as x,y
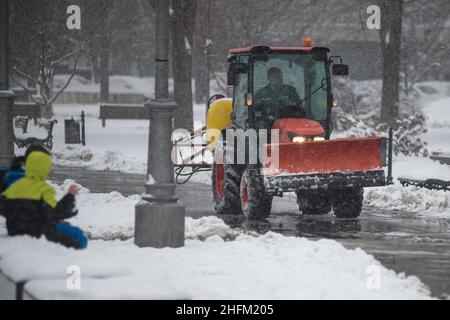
296,191 -> 332,215
332,187 -> 364,218
211,142 -> 243,215
240,168 -> 272,220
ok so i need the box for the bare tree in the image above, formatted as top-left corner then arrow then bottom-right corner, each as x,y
9,0 -> 83,118
12,46 -> 82,119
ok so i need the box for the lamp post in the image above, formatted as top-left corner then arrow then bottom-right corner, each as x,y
134,0 -> 185,248
0,0 -> 15,173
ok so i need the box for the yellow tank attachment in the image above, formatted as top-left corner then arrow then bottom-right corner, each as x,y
206,98 -> 233,150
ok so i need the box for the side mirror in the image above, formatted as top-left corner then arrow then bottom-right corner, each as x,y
230,62 -> 248,74
227,62 -> 248,86
227,69 -> 235,86
332,64 -> 349,76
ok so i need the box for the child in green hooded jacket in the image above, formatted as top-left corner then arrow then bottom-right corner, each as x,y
0,146 -> 88,249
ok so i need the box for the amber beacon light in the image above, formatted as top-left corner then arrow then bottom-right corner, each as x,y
303,37 -> 313,47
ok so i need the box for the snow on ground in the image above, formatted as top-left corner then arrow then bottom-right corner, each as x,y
415,81 -> 450,106
393,155 -> 450,181
364,185 -> 449,219
0,203 -> 432,299
421,96 -> 450,152
423,96 -> 450,129
53,75 -> 167,98
22,234 -> 431,300
54,180 -> 139,240
361,155 -> 450,220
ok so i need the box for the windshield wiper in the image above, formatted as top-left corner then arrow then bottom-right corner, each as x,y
298,78 -> 327,106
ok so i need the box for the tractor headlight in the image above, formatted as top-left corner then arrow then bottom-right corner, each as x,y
292,136 -> 306,143
288,131 -> 325,143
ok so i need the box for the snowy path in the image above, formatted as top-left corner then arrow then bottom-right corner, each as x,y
46,165 -> 450,298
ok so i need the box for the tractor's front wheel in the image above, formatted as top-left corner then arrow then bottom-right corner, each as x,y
296,191 -> 332,215
240,169 -> 272,220
332,188 -> 364,218
211,142 -> 244,215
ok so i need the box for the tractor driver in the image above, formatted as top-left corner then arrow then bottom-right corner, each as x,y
255,67 -> 305,119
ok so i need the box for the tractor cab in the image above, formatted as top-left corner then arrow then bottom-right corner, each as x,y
227,42 -> 348,141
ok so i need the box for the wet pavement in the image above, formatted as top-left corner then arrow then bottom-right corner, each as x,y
50,165 -> 450,298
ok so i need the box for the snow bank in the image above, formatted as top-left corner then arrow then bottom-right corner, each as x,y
1,232 -> 431,299
53,146 -> 147,174
0,236 -> 130,282
393,155 -> 450,181
364,184 -> 449,219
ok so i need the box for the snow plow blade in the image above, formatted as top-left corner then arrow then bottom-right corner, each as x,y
263,137 -> 387,193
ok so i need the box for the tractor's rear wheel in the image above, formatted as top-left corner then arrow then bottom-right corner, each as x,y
240,168 -> 272,220
332,187 -> 364,218
296,191 -> 332,215
211,143 -> 243,215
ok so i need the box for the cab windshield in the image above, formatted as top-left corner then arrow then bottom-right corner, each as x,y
253,53 -> 328,122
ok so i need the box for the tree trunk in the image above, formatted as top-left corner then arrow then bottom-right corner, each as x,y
194,40 -> 210,104
90,51 -> 101,83
42,82 -> 53,119
380,0 -> 403,125
171,0 -> 197,131
100,36 -> 110,103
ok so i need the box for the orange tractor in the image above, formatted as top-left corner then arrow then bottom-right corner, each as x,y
175,40 -> 392,219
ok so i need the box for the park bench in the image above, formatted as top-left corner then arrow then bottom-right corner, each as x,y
14,119 -> 58,150
14,116 -> 30,134
12,102 -> 40,125
430,151 -> 450,165
99,103 -> 148,127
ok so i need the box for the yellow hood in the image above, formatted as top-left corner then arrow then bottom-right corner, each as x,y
2,151 -> 57,208
25,151 -> 53,181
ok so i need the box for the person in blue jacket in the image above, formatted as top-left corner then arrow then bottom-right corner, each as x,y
1,145 -> 56,192
2,156 -> 26,191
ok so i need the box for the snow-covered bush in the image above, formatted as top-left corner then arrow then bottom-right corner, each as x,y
332,78 -> 428,156
378,114 -> 429,157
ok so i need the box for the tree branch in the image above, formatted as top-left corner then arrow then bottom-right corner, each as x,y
12,67 -> 39,84
10,76 -> 42,105
48,49 -> 81,105
50,44 -> 83,67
